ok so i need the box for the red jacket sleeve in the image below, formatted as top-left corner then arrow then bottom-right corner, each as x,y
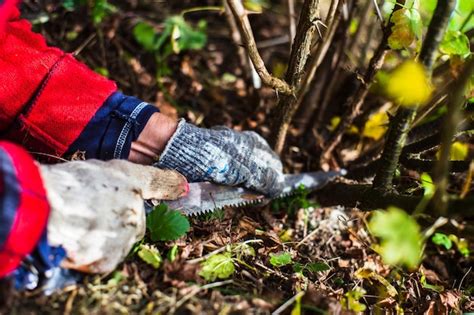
0,10 -> 117,156
1,3 -> 160,160
0,141 -> 49,277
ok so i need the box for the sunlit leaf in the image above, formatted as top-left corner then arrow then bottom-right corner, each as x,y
138,244 -> 162,269
449,0 -> 474,32
440,31 -> 470,57
385,60 -> 433,107
432,233 -> 453,250
415,172 -> 435,213
269,252 -> 293,267
388,8 -> 422,50
167,245 -> 179,262
449,234 -> 470,257
341,287 -> 367,312
355,268 -> 398,297
290,292 -> 303,315
450,141 -> 469,160
362,111 -> 389,140
199,253 -> 235,281
420,172 -> 435,196
243,0 -> 269,12
369,207 -> 423,269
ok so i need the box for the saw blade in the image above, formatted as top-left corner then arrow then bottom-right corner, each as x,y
162,170 -> 346,216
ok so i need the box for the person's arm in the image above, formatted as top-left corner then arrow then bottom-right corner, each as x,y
0,5 -> 284,196
0,10 -> 172,161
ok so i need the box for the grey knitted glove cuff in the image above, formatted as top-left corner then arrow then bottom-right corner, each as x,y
156,119 -> 284,196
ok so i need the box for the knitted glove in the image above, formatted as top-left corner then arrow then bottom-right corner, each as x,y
157,120 -> 284,196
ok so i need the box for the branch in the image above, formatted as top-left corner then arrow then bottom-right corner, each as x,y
432,59 -> 474,214
373,0 -> 457,190
320,0 -> 407,163
271,0 -> 341,154
287,0 -> 296,46
226,0 -> 293,95
317,183 -> 474,218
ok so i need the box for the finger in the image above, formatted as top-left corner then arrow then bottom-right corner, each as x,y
107,160 -> 189,200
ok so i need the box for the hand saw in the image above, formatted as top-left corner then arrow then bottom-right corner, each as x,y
160,170 -> 346,216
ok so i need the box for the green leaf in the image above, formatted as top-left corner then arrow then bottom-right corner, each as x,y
107,271 -> 125,286
416,172 -> 435,213
341,287 -> 367,312
420,273 -> 444,292
420,172 -> 435,196
199,253 -> 235,281
269,252 -> 293,267
164,16 -> 207,53
146,204 -> 190,241
449,234 -> 470,257
94,67 -> 109,77
431,233 -> 453,250
133,22 -> 158,52
233,243 -> 256,259
388,7 -> 422,50
137,244 -> 162,269
91,0 -> 115,25
293,262 -> 304,273
243,0 -> 269,12
448,0 -> 474,32
167,245 -> 179,262
306,262 -> 331,273
440,31 -> 471,57
369,207 -> 423,269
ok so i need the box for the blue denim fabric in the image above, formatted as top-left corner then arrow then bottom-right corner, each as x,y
12,231 -> 80,294
66,92 -> 159,159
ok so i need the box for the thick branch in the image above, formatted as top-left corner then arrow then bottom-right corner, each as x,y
226,0 -> 293,95
272,0 -> 341,154
285,0 -> 320,87
317,183 -> 474,218
373,0 -> 456,190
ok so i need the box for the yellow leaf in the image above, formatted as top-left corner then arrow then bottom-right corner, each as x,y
329,116 -> 341,132
450,141 -> 469,160
386,60 -> 433,107
437,141 -> 469,161
362,111 -> 389,140
329,116 -> 359,134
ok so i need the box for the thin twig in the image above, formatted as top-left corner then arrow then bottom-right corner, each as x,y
173,280 -> 233,311
271,291 -> 305,315
226,0 -> 293,95
287,0 -> 296,46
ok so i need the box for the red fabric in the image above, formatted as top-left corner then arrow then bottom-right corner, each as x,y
0,0 -> 19,34
0,9 -> 117,157
0,141 -> 50,277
